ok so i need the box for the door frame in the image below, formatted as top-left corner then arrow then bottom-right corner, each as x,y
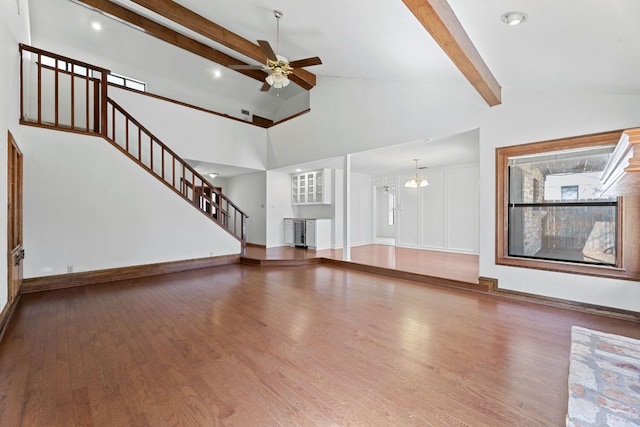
4,131 -> 23,325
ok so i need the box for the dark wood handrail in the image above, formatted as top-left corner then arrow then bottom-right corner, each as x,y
19,43 -> 110,74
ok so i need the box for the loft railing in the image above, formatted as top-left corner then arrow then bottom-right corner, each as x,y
18,44 -> 247,253
19,44 -> 108,135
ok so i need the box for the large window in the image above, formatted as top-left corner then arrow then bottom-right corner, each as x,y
507,145 -> 617,266
496,130 -> 640,281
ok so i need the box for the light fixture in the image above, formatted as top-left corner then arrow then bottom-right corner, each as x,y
212,69 -> 222,79
501,11 -> 528,26
208,172 -> 218,179
90,21 -> 102,31
263,10 -> 293,89
404,159 -> 429,188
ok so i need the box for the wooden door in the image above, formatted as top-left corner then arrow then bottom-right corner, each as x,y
7,131 -> 23,304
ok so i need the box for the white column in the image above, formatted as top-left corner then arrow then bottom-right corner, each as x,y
343,154 -> 351,261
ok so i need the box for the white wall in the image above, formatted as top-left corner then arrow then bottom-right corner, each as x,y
266,76 -> 489,169
21,126 -> 240,277
221,172 -> 267,245
265,170 -> 296,247
397,163 -> 478,253
479,88 -> 640,311
350,172 -> 373,246
109,87 -> 267,171
1,0 -> 31,311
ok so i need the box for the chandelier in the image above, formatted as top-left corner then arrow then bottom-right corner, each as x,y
404,159 -> 429,188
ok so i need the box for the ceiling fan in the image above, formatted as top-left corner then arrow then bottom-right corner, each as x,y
231,9 -> 322,92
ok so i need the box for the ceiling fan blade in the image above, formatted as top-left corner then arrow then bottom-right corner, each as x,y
260,81 -> 271,92
229,64 -> 264,70
257,40 -> 278,61
288,57 -> 322,68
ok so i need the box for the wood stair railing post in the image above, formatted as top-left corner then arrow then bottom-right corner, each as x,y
100,70 -> 108,138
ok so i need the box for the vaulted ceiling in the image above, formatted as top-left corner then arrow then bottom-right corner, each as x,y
29,0 -> 640,113
26,0 -> 640,175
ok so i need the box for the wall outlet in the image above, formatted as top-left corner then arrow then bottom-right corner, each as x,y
67,265 -> 73,273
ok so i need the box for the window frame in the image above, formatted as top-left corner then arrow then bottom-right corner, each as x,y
496,129 -> 640,281
107,72 -> 146,92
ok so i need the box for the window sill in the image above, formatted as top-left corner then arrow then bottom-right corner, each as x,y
496,256 -> 640,282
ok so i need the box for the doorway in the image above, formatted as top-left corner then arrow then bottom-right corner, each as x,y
374,184 -> 396,245
7,131 -> 23,305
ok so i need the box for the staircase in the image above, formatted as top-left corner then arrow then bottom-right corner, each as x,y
18,44 -> 248,254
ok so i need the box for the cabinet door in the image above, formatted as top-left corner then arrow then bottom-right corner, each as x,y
284,219 -> 294,245
316,170 -> 324,203
291,176 -> 299,204
305,220 -> 316,247
299,175 -> 307,204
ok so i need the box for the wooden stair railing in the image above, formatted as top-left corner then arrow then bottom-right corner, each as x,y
18,44 -> 248,254
105,97 -> 247,248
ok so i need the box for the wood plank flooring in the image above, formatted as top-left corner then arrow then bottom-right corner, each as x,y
1,264 -> 638,426
245,244 -> 480,284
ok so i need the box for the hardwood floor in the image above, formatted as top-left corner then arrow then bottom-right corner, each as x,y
245,244 -> 479,284
1,264 -> 638,426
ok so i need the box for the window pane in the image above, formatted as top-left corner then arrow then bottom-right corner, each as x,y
73,65 -> 87,77
509,146 -> 616,204
125,80 -> 146,91
41,55 -> 55,68
388,193 -> 395,226
107,74 -> 124,85
508,205 -> 616,265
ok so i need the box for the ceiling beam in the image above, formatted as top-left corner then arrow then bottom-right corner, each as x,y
78,0 -> 267,83
402,0 -> 502,106
129,0 -> 317,90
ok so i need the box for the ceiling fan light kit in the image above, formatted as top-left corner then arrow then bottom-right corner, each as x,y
231,9 -> 322,92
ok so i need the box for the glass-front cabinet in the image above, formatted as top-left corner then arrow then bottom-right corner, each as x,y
291,169 -> 330,205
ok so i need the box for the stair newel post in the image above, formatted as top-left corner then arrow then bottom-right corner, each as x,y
100,70 -> 108,137
241,214 -> 247,256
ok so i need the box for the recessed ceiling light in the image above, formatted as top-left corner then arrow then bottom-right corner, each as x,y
501,11 -> 528,26
208,172 -> 218,178
295,168 -> 302,172
90,21 -> 102,31
213,69 -> 221,78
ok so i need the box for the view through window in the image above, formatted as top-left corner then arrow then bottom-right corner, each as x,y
507,145 -> 617,266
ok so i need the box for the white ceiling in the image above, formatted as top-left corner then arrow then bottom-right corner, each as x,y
26,0 -> 640,176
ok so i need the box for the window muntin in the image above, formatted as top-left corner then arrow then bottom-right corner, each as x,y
506,145 -> 617,266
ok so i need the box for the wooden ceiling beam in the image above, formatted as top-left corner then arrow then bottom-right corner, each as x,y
402,0 -> 502,106
78,0 -> 267,83
129,0 -> 317,90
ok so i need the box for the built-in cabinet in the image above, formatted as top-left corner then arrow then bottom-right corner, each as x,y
283,218 -> 331,250
291,169 -> 331,205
